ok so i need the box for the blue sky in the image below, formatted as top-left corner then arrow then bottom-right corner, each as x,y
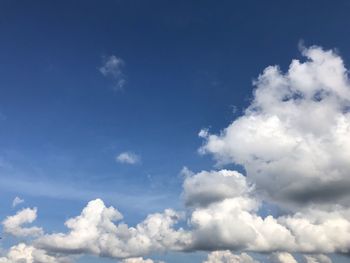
1,1 -> 350,263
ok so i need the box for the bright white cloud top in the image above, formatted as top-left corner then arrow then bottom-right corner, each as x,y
199,46 -> 350,208
2,46 -> 350,262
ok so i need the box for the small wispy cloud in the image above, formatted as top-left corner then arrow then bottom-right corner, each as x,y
99,55 -> 126,91
179,166 -> 193,177
12,196 -> 24,208
116,152 -> 140,164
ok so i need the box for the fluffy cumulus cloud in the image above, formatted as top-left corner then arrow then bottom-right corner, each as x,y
1,46 -> 348,262
203,251 -> 259,263
35,199 -> 191,259
0,243 -> 71,263
184,170 -> 350,254
116,151 -> 140,164
2,208 -> 43,237
193,46 -> 350,256
182,169 -> 253,207
99,55 -> 126,90
199,46 -> 350,208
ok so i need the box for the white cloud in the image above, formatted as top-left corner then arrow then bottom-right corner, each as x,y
186,169 -> 350,254
99,55 -> 126,90
0,45 -> 347,262
31,170 -> 341,258
270,252 -> 297,263
199,46 -> 350,209
12,197 -> 24,208
2,208 -> 43,237
36,199 -> 191,259
0,243 -> 72,263
182,169 -> 252,207
1,187 -> 346,261
116,152 -> 140,164
203,251 -> 259,263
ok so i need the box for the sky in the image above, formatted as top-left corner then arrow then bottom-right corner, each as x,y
0,1 -> 350,262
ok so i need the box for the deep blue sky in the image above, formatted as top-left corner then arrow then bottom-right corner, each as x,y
0,1 -> 350,262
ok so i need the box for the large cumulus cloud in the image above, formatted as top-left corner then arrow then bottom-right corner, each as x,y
200,46 -> 350,208
35,199 -> 191,259
185,170 -> 350,254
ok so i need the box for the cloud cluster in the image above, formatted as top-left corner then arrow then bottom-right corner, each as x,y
1,46 -> 348,262
185,170 -> 350,254
199,46 -> 350,209
35,199 -> 190,259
